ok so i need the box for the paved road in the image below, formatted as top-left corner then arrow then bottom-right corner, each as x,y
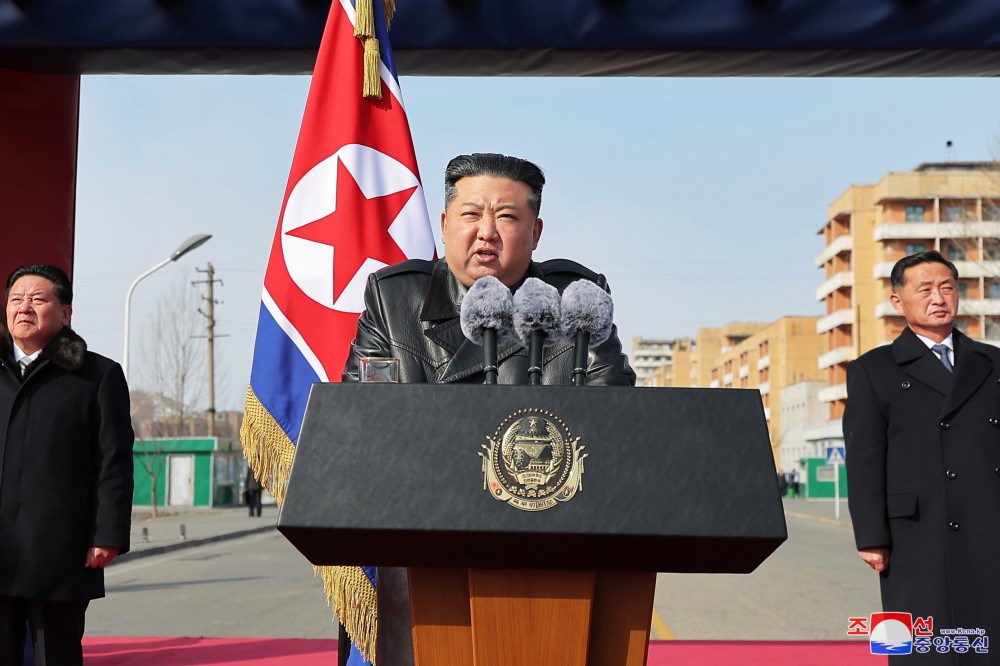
87,501 -> 880,643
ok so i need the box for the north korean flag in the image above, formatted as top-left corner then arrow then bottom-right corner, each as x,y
248,0 -> 434,447
242,3 -> 433,664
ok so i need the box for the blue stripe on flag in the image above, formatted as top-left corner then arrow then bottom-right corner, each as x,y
249,302 -> 321,444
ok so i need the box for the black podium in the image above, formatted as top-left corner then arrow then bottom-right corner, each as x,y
278,384 -> 786,666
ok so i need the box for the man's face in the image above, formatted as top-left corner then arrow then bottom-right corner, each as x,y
890,261 -> 958,341
6,275 -> 71,354
441,175 -> 543,287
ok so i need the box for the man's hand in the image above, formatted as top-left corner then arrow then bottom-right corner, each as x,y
85,546 -> 120,568
859,547 -> 889,573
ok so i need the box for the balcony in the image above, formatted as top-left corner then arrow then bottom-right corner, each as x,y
816,271 -> 854,301
817,308 -> 854,334
763,407 -> 771,421
959,299 -> 1000,316
758,381 -> 771,396
723,372 -> 733,385
815,234 -> 853,267
738,365 -> 749,379
818,383 -> 848,403
819,346 -> 855,369
757,355 -> 770,370
875,260 -> 1000,280
875,300 -> 903,318
874,220 -> 1000,241
710,379 -> 719,389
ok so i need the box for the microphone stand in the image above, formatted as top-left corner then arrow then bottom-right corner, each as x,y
528,330 -> 545,386
483,328 -> 498,385
572,330 -> 590,387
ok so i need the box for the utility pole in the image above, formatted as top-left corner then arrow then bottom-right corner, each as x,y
193,263 -> 225,437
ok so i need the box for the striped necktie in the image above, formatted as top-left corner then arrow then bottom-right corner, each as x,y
931,344 -> 953,373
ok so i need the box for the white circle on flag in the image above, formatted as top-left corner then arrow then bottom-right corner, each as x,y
280,144 -> 433,313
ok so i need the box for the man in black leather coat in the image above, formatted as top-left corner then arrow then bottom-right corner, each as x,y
340,153 -> 635,665
343,152 -> 635,387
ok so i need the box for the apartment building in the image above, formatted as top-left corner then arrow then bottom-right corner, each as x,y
644,319 -> 822,468
706,317 -> 824,467
631,338 -> 677,386
816,162 -> 1000,426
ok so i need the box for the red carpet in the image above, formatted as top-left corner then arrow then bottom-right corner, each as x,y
83,637 -> 883,665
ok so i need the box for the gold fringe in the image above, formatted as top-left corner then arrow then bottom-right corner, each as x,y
318,565 -> 379,663
362,37 -> 382,99
240,386 -> 296,504
240,387 -> 378,664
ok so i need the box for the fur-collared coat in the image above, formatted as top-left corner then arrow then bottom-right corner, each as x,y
0,327 -> 133,601
845,327 -> 1000,663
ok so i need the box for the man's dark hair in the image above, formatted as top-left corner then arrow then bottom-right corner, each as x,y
5,264 -> 73,305
890,250 -> 959,291
444,153 -> 545,216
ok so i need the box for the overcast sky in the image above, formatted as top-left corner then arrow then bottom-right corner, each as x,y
71,75 -> 1000,410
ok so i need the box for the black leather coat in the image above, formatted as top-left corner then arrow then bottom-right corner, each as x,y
342,258 -> 636,386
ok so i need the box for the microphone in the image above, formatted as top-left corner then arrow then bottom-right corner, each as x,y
460,276 -> 514,385
559,279 -> 614,387
512,278 -> 562,386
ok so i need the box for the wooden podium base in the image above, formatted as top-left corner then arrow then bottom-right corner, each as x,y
409,568 -> 655,666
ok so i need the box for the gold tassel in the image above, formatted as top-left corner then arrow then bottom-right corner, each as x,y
382,0 -> 396,28
354,0 -> 374,39
363,37 -> 382,99
240,387 -> 378,663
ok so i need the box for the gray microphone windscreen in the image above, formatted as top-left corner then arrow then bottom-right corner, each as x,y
512,278 -> 562,345
560,279 -> 614,346
460,276 -> 514,345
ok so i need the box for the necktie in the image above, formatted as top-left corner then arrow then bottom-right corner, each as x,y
931,344 -> 953,373
18,359 -> 30,376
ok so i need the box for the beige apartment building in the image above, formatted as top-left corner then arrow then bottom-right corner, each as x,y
816,162 -> 1000,423
642,317 -> 823,468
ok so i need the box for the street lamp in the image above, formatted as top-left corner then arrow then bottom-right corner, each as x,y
123,234 -> 212,379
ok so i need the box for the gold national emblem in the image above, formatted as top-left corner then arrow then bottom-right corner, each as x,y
480,408 -> 588,511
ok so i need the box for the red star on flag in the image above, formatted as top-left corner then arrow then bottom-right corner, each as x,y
286,158 -> 417,303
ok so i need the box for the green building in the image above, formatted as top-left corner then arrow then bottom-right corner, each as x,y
133,437 -> 243,508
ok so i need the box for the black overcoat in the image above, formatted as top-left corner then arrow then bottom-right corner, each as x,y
845,327 -> 1000,663
0,328 -> 134,601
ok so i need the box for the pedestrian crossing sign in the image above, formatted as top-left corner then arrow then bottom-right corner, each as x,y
826,446 -> 846,465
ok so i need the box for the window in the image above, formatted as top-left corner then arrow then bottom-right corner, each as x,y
905,243 -> 926,256
905,205 -> 925,222
987,317 -> 1000,340
944,205 -> 966,222
989,282 -> 1000,299
957,281 -> 968,299
946,244 -> 966,261
986,240 -> 1000,261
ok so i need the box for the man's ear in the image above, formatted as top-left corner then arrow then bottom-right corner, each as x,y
890,293 -> 903,315
532,217 -> 543,249
440,211 -> 448,242
61,304 -> 72,326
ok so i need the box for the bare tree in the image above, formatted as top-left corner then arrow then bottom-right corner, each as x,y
132,279 -> 206,516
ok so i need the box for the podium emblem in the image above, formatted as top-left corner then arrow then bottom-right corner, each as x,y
480,409 -> 588,511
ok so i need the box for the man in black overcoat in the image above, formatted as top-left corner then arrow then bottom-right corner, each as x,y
845,250 -> 1000,664
0,265 -> 134,665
